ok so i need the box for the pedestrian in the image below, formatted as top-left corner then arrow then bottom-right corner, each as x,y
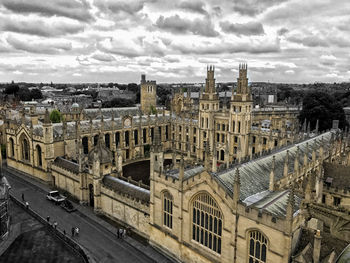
46,216 -> 50,223
63,229 -> 66,235
25,201 -> 29,209
71,227 -> 75,237
117,228 -> 120,238
119,228 -> 123,239
21,193 -> 25,201
123,229 -> 126,239
53,221 -> 58,229
75,227 -> 79,236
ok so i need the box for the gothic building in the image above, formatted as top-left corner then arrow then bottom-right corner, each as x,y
3,65 -> 350,262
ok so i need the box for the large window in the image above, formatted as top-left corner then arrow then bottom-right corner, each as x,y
163,191 -> 173,229
9,138 -> 14,157
82,137 -> 89,154
36,145 -> 42,167
248,230 -> 267,263
192,193 -> 222,254
21,137 -> 30,161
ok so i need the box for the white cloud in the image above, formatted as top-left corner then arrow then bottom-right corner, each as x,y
0,0 -> 349,83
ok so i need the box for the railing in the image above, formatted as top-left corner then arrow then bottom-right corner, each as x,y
9,195 -> 90,263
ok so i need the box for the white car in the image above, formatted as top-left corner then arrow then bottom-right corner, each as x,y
46,190 -> 66,204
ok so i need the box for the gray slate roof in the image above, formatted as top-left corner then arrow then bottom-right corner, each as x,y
53,157 -> 79,174
103,175 -> 150,203
216,131 -> 335,201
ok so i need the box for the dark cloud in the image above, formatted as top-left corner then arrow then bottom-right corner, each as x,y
1,0 -> 93,22
220,21 -> 264,36
6,35 -> 72,54
178,1 -> 207,14
94,0 -> 145,14
91,53 -> 115,62
0,16 -> 84,37
232,0 -> 288,16
171,39 -> 280,55
277,28 -> 289,36
155,15 -> 219,37
287,35 -> 329,47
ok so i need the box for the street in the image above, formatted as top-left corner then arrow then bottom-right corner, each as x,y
4,169 -> 165,263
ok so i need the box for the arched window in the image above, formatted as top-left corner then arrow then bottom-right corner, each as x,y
9,138 -> 14,157
94,135 -> 98,146
105,133 -> 110,149
21,138 -> 29,161
248,230 -> 268,263
192,193 -> 222,254
82,137 -> 89,154
36,145 -> 42,167
162,191 -> 173,229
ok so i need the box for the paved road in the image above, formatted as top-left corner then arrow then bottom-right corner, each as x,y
5,170 -> 157,263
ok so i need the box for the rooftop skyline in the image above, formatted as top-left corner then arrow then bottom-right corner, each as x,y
0,0 -> 349,83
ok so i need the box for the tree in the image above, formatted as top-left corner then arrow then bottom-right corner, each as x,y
4,84 -> 19,95
299,91 -> 347,131
150,105 -> 157,114
50,109 -> 62,123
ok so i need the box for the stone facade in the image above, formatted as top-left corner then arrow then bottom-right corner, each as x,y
3,64 -> 350,262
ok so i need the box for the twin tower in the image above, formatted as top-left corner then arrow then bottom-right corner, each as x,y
140,64 -> 250,114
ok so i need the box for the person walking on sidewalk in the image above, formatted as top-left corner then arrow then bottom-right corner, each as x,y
119,228 -> 123,239
53,221 -> 58,229
47,216 -> 50,223
25,201 -> 29,209
21,193 -> 25,202
71,227 -> 75,237
123,229 -> 126,239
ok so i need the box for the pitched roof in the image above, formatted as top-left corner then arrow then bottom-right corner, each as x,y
216,131 -> 335,201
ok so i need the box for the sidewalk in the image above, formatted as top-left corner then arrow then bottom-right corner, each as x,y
4,166 -> 173,263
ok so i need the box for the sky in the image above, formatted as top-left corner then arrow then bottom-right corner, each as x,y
0,0 -> 349,84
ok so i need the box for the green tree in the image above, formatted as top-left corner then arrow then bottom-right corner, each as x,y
50,109 -> 62,123
150,105 -> 157,115
299,92 -> 347,131
4,84 -> 19,95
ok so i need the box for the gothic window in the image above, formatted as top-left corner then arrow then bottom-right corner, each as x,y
274,140 -> 278,147
21,138 -> 30,161
115,132 -> 120,147
217,133 -> 220,142
234,136 -> 238,143
221,134 -> 225,143
151,128 -> 154,142
165,125 -> 169,140
263,138 -> 267,145
222,124 -> 225,131
9,138 -> 14,157
125,131 -> 129,147
134,130 -> 138,145
94,135 -> 98,146
234,147 -> 238,154
333,197 -> 341,206
252,136 -> 256,144
238,121 -> 241,133
105,133 -> 110,149
36,145 -> 42,167
159,127 -> 162,140
192,193 -> 222,254
220,150 -> 225,161
163,191 -> 173,229
82,137 -> 89,154
252,147 -> 255,154
248,230 -> 267,263
143,129 -> 147,143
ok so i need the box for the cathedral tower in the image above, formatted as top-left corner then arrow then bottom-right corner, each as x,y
229,64 -> 253,161
198,66 -> 219,162
140,74 -> 157,114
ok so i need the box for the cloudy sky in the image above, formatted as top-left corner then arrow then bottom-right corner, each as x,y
0,0 -> 349,83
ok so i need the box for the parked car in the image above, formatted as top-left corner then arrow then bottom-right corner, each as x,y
60,199 -> 77,212
46,190 -> 66,204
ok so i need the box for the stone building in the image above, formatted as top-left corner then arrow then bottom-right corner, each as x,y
3,64 -> 350,262
140,74 -> 157,114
